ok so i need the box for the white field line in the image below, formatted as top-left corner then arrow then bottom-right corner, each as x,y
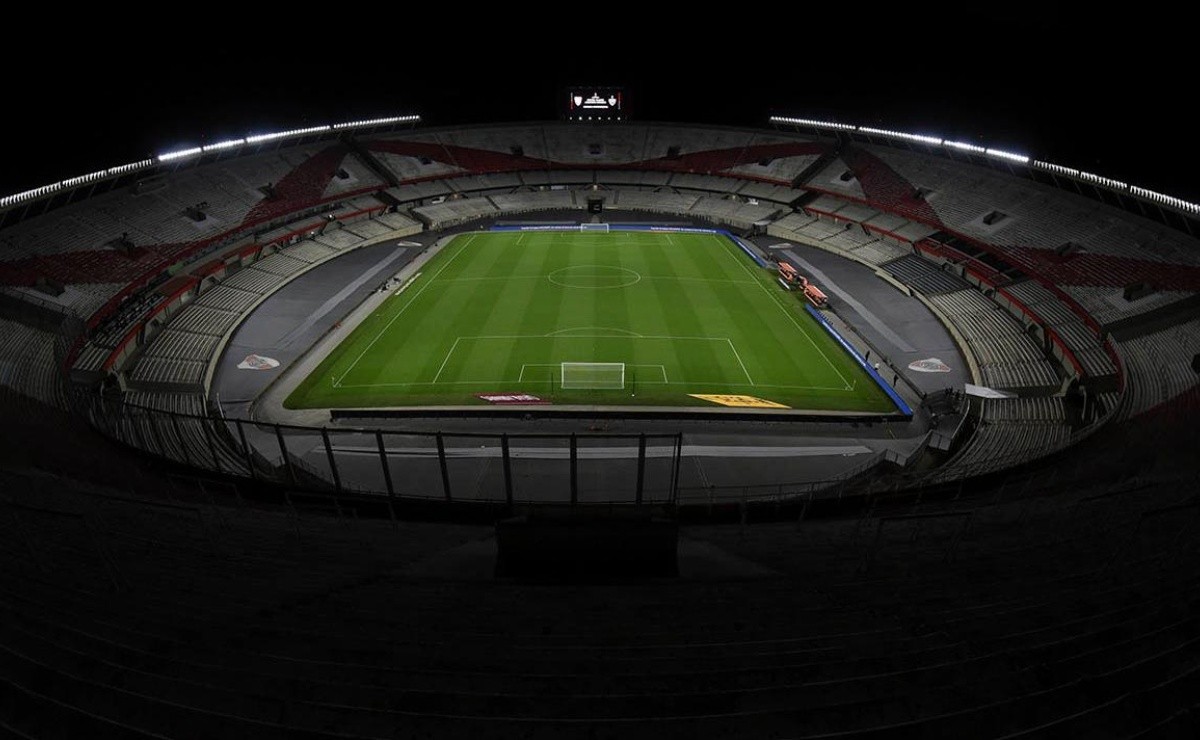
336,379 -> 851,391
337,233 -> 476,386
712,234 -> 852,389
519,363 -> 668,383
425,335 -> 748,387
336,233 -> 854,394
393,272 -> 421,295
725,339 -> 755,386
545,326 -> 644,337
437,275 -> 755,285
454,334 -> 738,342
431,337 -> 462,383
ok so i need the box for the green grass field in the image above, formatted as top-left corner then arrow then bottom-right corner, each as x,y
284,229 -> 898,412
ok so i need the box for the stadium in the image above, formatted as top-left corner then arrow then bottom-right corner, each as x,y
2,32 -> 1198,737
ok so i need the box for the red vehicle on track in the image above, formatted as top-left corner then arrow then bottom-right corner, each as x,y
774,259 -> 829,308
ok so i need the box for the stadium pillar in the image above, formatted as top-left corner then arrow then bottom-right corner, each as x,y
501,434 -> 514,509
376,431 -> 395,499
275,425 -> 297,488
670,434 -> 684,504
376,432 -> 397,525
128,407 -> 150,454
570,434 -> 578,506
636,434 -> 646,505
170,414 -> 192,467
321,428 -> 342,493
200,416 -> 221,473
149,414 -> 172,463
235,420 -> 258,481
436,433 -> 452,502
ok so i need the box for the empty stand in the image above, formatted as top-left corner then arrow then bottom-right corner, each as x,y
882,254 -> 970,295
929,289 -> 1060,392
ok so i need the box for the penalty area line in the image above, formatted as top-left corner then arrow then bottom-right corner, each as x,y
431,337 -> 462,383
726,339 -> 755,386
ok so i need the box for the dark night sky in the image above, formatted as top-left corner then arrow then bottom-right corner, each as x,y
3,7 -> 1191,204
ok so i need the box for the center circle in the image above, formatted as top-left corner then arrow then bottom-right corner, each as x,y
547,265 -> 641,289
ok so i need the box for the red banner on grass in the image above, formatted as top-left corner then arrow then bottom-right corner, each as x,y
476,393 -> 551,405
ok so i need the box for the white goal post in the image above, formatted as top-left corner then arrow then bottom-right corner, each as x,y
560,362 -> 625,389
579,222 -> 610,232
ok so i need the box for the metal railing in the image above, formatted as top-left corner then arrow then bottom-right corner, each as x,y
61,382 -> 1144,513
76,393 -> 684,508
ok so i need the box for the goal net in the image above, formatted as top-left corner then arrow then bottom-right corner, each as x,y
561,362 -> 625,389
580,222 -> 610,233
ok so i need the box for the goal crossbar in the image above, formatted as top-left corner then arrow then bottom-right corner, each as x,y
560,362 -> 625,389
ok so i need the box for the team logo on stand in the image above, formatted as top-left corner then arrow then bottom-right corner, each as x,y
237,354 -> 281,371
908,358 -> 951,373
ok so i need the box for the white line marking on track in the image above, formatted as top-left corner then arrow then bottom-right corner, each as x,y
339,233 -> 477,384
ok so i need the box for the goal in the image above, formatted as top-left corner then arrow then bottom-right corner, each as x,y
560,362 -> 625,389
579,222 -> 610,233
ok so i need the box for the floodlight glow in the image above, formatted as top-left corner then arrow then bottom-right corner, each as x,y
1077,170 -> 1127,190
244,131 -> 289,144
60,172 -> 104,188
1131,186 -> 1200,213
1034,160 -> 1080,177
202,138 -> 245,153
331,115 -> 420,130
108,159 -> 155,176
943,140 -> 988,154
157,147 -> 204,163
985,148 -> 1030,164
245,125 -> 332,144
0,156 -> 159,209
1,186 -> 53,208
859,127 -> 943,145
769,116 -> 856,131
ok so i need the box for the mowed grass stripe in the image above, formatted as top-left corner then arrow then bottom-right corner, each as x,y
652,239 -> 736,387
511,235 -> 566,393
450,239 -> 537,382
713,235 -> 852,388
337,233 -> 476,386
285,230 -> 897,412
635,240 -> 695,384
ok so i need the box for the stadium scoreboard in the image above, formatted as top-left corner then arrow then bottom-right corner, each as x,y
563,87 -> 626,121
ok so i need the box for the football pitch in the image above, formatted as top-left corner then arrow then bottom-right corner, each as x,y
284,229 -> 900,413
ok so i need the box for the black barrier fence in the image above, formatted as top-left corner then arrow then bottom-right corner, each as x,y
76,394 -> 684,506
63,386 -> 1139,512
